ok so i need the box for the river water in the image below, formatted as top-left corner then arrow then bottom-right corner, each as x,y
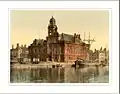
10,66 -> 109,83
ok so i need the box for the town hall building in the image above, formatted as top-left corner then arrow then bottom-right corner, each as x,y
28,16 -> 90,63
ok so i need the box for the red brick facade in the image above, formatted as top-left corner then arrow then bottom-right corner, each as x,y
64,43 -> 89,62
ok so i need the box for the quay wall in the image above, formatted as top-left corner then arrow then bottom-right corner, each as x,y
10,62 -> 74,69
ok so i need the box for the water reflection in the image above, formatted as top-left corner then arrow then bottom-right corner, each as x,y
10,66 -> 109,83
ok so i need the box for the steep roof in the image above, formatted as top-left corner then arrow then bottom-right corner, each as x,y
59,33 -> 73,42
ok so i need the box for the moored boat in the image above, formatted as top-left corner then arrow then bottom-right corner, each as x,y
71,58 -> 85,68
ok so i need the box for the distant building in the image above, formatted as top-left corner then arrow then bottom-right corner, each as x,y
93,49 -> 99,62
89,47 -> 109,63
88,49 -> 99,63
10,43 -> 29,64
10,44 -> 19,63
88,50 -> 93,62
99,47 -> 108,64
106,50 -> 109,64
20,45 -> 29,63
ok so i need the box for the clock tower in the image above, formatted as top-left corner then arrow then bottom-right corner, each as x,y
46,16 -> 59,61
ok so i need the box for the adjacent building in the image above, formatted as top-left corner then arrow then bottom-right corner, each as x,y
99,47 -> 109,64
88,50 -> 94,63
88,47 -> 109,63
10,43 -> 29,64
28,39 -> 47,63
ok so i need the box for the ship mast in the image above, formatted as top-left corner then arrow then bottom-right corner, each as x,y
83,32 -> 95,49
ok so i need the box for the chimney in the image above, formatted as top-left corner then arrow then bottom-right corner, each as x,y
24,44 -> 26,48
74,33 -> 76,37
78,34 -> 80,39
16,43 -> 19,48
21,45 -> 23,48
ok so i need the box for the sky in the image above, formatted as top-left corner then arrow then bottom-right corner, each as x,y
10,10 -> 109,50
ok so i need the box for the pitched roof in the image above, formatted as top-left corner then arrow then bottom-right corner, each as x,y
59,33 -> 73,42
30,39 -> 46,46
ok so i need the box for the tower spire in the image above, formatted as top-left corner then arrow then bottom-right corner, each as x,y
48,16 -> 58,36
49,16 -> 56,25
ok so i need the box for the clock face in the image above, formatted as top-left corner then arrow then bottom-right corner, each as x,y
49,25 -> 57,29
